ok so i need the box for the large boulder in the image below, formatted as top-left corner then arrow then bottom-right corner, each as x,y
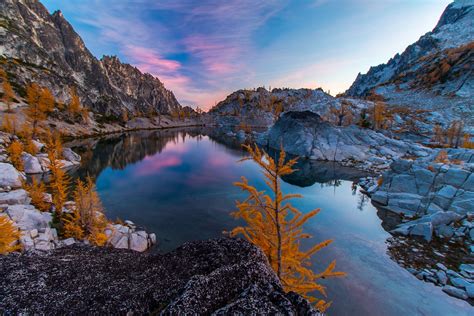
0,238 -> 318,314
6,205 -> 51,231
0,189 -> 29,205
0,163 -> 23,188
263,111 -> 431,165
129,232 -> 148,252
62,148 -> 81,164
21,153 -> 43,174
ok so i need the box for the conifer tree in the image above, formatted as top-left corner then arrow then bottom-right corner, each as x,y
0,215 -> 21,254
2,77 -> 15,113
24,83 -> 47,137
39,87 -> 55,113
68,87 -> 81,115
230,144 -> 345,311
47,142 -> 69,215
1,113 -> 17,134
62,176 -> 108,246
373,101 -> 386,130
7,140 -> 24,171
24,178 -> 49,212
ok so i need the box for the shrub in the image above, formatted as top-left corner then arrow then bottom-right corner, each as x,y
23,178 -> 49,212
7,140 -> 24,171
62,176 -> 108,246
434,150 -> 449,164
0,215 -> 21,254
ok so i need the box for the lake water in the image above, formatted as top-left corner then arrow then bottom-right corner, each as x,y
68,128 -> 472,316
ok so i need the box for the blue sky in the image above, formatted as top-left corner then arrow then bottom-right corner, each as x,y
41,0 -> 451,110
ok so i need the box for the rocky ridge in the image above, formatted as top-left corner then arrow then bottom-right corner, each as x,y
0,0 -> 181,118
345,0 -> 474,128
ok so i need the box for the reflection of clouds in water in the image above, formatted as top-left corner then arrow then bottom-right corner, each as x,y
162,137 -> 189,153
133,155 -> 182,176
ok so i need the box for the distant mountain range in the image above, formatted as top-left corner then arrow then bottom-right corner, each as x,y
345,0 -> 473,126
1,0 -> 472,128
0,0 -> 181,118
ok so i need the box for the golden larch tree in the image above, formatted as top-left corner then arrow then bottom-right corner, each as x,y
39,87 -> 55,113
1,113 -> 18,134
47,142 -> 70,216
62,176 -> 108,246
7,140 -> 24,171
373,101 -> 386,130
68,87 -> 81,115
23,177 -> 50,212
229,144 -> 345,311
0,215 -> 21,254
2,77 -> 15,112
25,83 -> 47,137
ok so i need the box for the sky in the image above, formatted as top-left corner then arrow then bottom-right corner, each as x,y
41,0 -> 452,110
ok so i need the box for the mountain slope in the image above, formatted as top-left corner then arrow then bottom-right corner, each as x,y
0,0 -> 181,117
345,0 -> 473,127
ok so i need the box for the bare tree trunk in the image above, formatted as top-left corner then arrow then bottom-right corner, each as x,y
274,168 -> 282,279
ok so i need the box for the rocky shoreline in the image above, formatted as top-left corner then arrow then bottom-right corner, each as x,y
0,131 -> 157,253
358,149 -> 474,303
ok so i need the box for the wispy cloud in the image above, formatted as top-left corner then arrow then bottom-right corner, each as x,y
42,0 -> 450,109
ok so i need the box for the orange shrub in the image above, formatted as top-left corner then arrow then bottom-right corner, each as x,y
23,178 -> 49,212
7,140 -> 24,171
0,215 -> 21,254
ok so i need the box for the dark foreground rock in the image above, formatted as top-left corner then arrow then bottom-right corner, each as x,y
0,238 -> 318,315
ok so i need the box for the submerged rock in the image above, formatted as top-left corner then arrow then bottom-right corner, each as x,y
0,238 -> 318,314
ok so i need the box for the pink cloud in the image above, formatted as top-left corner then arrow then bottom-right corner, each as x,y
124,45 -> 181,73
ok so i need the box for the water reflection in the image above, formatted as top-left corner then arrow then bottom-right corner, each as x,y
66,129 -> 471,315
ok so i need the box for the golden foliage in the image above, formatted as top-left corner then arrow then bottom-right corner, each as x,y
236,122 -> 252,133
326,100 -> 354,126
0,215 -> 21,254
62,176 -> 108,246
230,144 -> 345,310
47,143 -> 70,215
373,101 -> 386,130
23,135 -> 38,155
25,83 -> 48,137
68,87 -> 81,115
1,113 -> 18,134
7,140 -> 24,171
24,178 -> 50,212
463,134 -> 474,149
434,150 -> 449,164
2,78 -> 15,112
39,87 -> 55,113
44,130 -> 63,159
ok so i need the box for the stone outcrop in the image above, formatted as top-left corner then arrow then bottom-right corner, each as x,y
0,134 -> 81,174
0,238 -> 318,315
106,221 -> 156,252
259,111 -> 431,172
0,0 -> 181,117
0,162 -> 23,188
372,149 -> 473,218
207,87 -> 339,128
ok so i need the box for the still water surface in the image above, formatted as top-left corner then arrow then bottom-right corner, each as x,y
68,128 -> 472,316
